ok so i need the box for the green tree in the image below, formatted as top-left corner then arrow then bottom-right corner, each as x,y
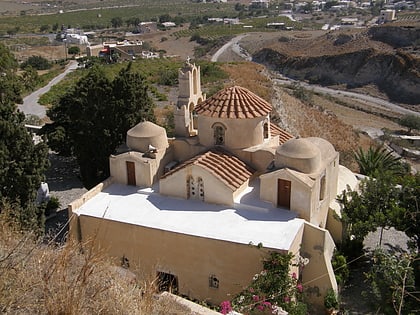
68,46 -> 80,56
20,65 -> 39,92
399,114 -> 420,135
0,44 -> 49,231
42,63 -> 155,188
393,174 -> 420,251
111,17 -> 123,28
20,55 -> 52,71
364,249 -> 417,314
354,146 -> 406,178
338,172 -> 405,247
40,24 -> 50,33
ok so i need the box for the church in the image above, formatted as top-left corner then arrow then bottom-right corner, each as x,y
68,60 -> 358,307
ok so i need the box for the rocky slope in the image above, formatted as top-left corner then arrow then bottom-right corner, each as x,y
250,26 -> 420,105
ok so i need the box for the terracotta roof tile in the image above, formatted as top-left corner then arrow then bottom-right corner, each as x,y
160,149 -> 255,191
195,86 -> 272,119
270,123 -> 294,145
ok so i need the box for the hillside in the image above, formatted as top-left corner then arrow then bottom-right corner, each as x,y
240,25 -> 420,106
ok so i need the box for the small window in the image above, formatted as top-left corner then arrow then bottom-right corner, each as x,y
121,255 -> 130,269
263,121 -> 269,139
157,272 -> 178,294
209,275 -> 219,288
319,175 -> 326,201
213,124 -> 226,145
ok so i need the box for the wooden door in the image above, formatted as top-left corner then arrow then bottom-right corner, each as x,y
126,161 -> 136,186
277,179 -> 291,209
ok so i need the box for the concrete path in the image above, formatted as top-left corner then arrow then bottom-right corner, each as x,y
18,60 -> 78,119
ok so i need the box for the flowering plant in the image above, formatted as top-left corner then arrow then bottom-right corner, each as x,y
225,252 -> 307,315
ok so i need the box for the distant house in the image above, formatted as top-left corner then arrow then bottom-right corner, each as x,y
250,0 -> 270,9
379,9 -> 397,23
162,22 -> 176,28
69,61 -> 358,309
136,21 -> 158,34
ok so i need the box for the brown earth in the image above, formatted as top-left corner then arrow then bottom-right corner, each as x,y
242,27 -> 420,106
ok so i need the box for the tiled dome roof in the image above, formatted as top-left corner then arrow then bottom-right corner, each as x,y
195,86 -> 272,119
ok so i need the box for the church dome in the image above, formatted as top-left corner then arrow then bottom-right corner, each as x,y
274,138 -> 321,173
195,86 -> 272,119
126,121 -> 168,152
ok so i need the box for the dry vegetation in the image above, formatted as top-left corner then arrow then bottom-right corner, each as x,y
0,208 -> 195,315
219,61 -> 376,171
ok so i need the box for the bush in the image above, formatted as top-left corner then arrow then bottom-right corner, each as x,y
324,288 -> 339,310
68,46 -> 80,56
332,251 -> 349,286
44,196 -> 60,216
229,252 -> 307,315
20,55 -> 52,70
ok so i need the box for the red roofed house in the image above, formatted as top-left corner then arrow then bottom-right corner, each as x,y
69,60 -> 356,308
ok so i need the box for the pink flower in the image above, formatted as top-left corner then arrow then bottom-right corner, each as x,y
252,295 -> 260,302
220,301 -> 232,315
284,296 -> 290,303
292,272 -> 297,279
297,283 -> 303,293
257,304 -> 265,311
249,287 -> 254,293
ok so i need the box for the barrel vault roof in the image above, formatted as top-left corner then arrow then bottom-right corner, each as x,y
160,149 -> 255,191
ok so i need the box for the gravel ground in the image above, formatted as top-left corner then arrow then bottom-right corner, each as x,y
44,153 -> 87,242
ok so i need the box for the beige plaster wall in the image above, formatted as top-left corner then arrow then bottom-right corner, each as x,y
197,115 -> 267,149
73,215 -> 291,305
110,152 -> 154,187
160,164 -> 235,206
233,147 -> 275,172
174,105 -> 189,137
310,155 -> 340,228
326,207 -> 343,243
260,170 -> 313,221
301,223 -> 337,307
172,139 -> 206,163
110,149 -> 174,187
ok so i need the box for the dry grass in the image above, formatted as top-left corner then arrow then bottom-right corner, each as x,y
216,61 -> 376,171
0,209 -> 193,315
220,62 -> 272,101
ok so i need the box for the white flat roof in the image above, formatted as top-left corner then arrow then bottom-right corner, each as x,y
74,180 -> 305,251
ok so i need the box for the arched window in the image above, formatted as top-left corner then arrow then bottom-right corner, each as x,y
319,175 -> 326,201
187,176 -> 195,199
188,103 -> 198,133
213,123 -> 226,145
263,121 -> 269,139
193,69 -> 198,95
197,177 -> 204,201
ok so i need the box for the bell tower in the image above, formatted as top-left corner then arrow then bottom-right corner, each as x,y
174,58 -> 205,137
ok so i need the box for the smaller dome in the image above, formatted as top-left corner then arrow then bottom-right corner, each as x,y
127,121 -> 168,152
275,138 -> 321,173
307,137 -> 336,161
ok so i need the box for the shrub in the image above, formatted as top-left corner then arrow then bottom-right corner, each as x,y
21,55 -> 52,70
324,288 -> 339,310
229,252 -> 307,315
332,251 -> 349,286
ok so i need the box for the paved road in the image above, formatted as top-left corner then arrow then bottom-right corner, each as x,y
18,60 -> 78,119
212,35 -> 419,118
